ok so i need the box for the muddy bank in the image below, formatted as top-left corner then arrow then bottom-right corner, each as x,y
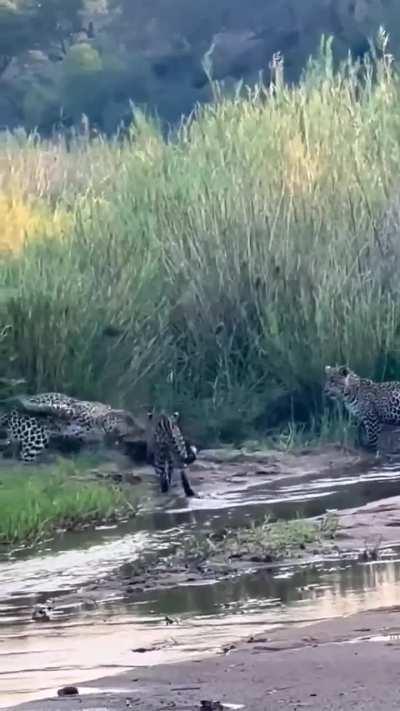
337,495 -> 400,550
190,444 -> 371,492
18,444 -> 372,604
13,606 -> 400,710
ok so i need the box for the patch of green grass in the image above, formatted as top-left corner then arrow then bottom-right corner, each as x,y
0,459 -> 138,546
172,513 -> 338,567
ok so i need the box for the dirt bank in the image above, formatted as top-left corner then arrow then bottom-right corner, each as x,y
13,606 -> 400,711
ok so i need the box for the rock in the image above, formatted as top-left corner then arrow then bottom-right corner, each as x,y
124,472 -> 143,485
57,686 -> 79,697
32,604 -> 52,622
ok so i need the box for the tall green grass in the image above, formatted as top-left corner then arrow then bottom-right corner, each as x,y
1,38 -> 400,444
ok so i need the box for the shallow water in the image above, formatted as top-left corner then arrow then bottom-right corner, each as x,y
2,454 -> 400,708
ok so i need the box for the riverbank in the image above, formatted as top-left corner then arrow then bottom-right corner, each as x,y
7,444 -> 385,616
0,443 -> 368,549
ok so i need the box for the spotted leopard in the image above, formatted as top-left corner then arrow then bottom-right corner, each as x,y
0,392 -> 142,462
146,411 -> 196,497
324,365 -> 400,451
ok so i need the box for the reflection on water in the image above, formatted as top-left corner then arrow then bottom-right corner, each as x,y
2,458 -> 400,707
3,557 -> 400,708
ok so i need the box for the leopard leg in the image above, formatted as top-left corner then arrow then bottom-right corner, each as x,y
359,411 -> 381,453
178,465 -> 196,498
169,447 -> 196,497
166,455 -> 173,489
20,445 -> 38,463
20,423 -> 50,463
154,445 -> 169,493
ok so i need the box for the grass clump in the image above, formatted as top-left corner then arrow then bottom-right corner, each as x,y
0,460 -> 137,545
174,513 -> 338,567
1,37 -> 400,444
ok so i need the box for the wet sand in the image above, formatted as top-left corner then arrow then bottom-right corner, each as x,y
13,606 -> 400,710
338,494 -> 400,548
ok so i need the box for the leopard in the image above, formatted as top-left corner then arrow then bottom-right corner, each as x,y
324,365 -> 400,452
0,392 -> 143,463
146,411 -> 196,497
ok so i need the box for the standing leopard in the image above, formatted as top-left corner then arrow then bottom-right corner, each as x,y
324,365 -> 400,451
146,411 -> 196,497
0,392 -> 143,462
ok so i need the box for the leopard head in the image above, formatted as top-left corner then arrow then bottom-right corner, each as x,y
323,365 -> 360,401
101,409 -> 145,444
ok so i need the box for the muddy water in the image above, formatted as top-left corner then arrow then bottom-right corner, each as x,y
2,454 -> 400,708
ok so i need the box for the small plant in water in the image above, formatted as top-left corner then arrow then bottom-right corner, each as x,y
319,511 -> 339,540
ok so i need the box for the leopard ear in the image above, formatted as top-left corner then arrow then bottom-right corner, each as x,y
338,366 -> 349,377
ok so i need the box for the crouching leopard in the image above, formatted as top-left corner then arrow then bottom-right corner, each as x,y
146,411 -> 197,497
324,365 -> 400,451
0,392 -> 142,462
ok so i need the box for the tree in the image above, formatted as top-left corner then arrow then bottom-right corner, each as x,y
0,0 -> 85,76
0,1 -> 33,74
30,0 -> 85,48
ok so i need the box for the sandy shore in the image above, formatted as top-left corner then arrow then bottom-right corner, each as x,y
13,605 -> 400,710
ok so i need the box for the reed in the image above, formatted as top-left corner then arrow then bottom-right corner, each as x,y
1,40 -> 399,443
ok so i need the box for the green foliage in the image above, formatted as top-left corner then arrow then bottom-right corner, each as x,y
0,0 -> 84,61
60,44 -> 152,126
172,513 -> 336,566
0,1 -> 34,61
30,0 -> 84,35
217,516 -> 322,560
64,43 -> 102,75
0,0 -> 155,131
22,82 -> 59,128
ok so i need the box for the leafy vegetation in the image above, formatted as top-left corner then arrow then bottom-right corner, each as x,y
0,460 -> 138,545
0,42 -> 400,445
0,0 -> 201,133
